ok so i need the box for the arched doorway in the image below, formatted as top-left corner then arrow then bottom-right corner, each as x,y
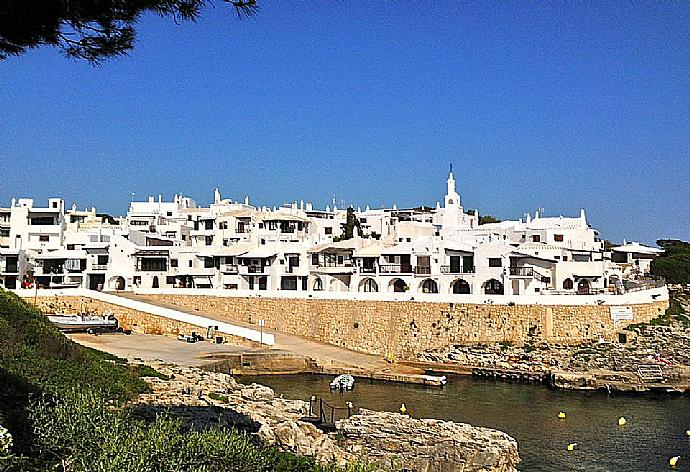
577,279 -> 590,295
359,278 -> 378,292
563,278 -> 573,290
451,279 -> 471,294
420,278 -> 438,293
484,278 -> 504,295
313,277 -> 323,291
152,276 -> 159,288
115,276 -> 125,291
390,278 -> 407,292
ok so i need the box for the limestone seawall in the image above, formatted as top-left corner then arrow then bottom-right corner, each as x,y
138,293 -> 667,359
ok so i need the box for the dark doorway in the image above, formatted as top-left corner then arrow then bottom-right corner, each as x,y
89,274 -> 105,290
452,279 -> 471,294
577,279 -> 590,295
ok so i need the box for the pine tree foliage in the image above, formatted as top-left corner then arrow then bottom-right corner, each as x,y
0,0 -> 258,64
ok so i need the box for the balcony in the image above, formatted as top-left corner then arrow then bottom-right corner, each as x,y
379,264 -> 413,274
414,266 -> 431,276
509,266 -> 534,277
239,265 -> 268,275
440,265 -> 476,274
312,263 -> 354,275
221,264 -> 239,274
359,266 -> 377,274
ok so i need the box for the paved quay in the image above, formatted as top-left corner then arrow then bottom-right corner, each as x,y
111,292 -> 392,371
69,292 -> 445,385
67,332 -> 269,367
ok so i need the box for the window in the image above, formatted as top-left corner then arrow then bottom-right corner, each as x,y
204,220 -> 213,230
488,258 -> 502,267
31,217 -> 55,225
555,256 -> 560,260
189,260 -> 193,268
166,276 -> 176,285
281,276 -> 298,290
563,256 -> 568,261
204,257 -> 214,268
139,258 -> 167,271
325,227 -> 332,235
563,278 -> 573,290
97,255 -> 109,265
170,259 -> 178,267
258,223 -> 264,229
532,235 -> 541,242
66,244 -> 75,250
166,211 -> 173,217
39,235 -> 49,242
312,254 -> 319,265
554,234 -> 564,242
338,255 -> 344,265
205,236 -> 213,246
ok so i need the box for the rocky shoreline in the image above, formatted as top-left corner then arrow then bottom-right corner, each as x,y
419,286 -> 690,394
130,361 -> 520,472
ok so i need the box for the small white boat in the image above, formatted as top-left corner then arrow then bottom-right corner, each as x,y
330,374 -> 355,391
47,312 -> 118,332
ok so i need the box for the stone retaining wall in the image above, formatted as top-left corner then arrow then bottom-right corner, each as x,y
140,294 -> 668,358
30,295 -> 260,348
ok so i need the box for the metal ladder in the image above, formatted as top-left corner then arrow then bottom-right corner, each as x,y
637,364 -> 663,382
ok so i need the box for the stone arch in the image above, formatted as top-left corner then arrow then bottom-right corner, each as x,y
389,278 -> 407,292
563,278 -> 573,290
483,278 -> 504,295
359,278 -> 378,292
451,278 -> 471,294
420,278 -> 438,294
577,278 -> 590,295
113,276 -> 125,291
313,277 -> 323,291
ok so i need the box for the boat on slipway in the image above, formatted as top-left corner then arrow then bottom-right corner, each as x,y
47,312 -> 118,333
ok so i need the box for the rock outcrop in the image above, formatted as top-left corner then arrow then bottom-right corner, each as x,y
337,409 -> 520,472
131,361 -> 520,471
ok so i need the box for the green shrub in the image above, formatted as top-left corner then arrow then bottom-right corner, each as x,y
208,392 -> 230,404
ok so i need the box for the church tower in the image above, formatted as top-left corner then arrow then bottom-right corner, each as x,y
443,164 -> 464,230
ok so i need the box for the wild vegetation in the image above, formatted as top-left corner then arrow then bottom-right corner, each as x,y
0,290 -> 371,471
651,240 -> 690,285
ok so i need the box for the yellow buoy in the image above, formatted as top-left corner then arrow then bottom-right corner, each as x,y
670,456 -> 680,467
400,403 -> 407,414
685,430 -> 690,437
618,416 -> 627,426
567,443 -> 577,451
558,411 -> 566,419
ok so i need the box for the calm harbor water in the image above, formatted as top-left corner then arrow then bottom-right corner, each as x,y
239,374 -> 690,472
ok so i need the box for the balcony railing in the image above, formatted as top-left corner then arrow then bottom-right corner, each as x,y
414,266 -> 431,275
91,264 -> 108,271
317,261 -> 354,268
440,265 -> 476,274
509,266 -> 534,277
241,265 -> 267,274
221,264 -> 239,273
379,264 -> 413,274
359,266 -> 376,274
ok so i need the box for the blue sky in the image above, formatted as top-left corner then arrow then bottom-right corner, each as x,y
1,2 -> 688,245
